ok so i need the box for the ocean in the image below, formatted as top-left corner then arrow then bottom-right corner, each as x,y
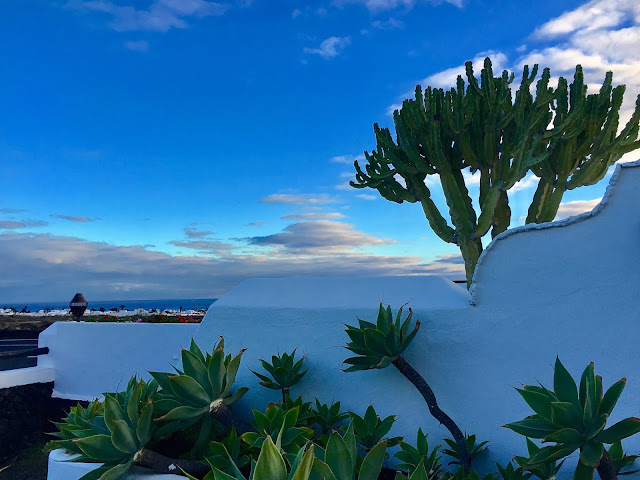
1,298 -> 217,313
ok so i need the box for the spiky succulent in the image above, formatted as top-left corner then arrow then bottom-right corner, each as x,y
310,399 -> 349,438
350,405 -> 402,450
344,303 -> 419,372
505,357 -> 640,480
514,439 -> 565,480
186,432 -> 316,480
608,441 -> 639,475
394,428 -> 443,479
45,398 -> 105,454
150,338 -> 248,452
47,376 -> 157,480
443,434 -> 488,466
496,462 -> 531,480
206,427 -> 252,474
311,423 -> 387,480
251,350 -> 309,400
242,403 -> 314,457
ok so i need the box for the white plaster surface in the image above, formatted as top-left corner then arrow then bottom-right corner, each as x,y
38,322 -> 198,400
47,450 -> 184,480
194,162 -> 640,478
0,366 -> 54,389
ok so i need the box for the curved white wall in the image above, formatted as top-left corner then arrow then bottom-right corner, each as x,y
194,161 -> 640,477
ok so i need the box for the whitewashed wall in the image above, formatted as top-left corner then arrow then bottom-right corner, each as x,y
39,322 -> 199,400
195,161 -> 640,477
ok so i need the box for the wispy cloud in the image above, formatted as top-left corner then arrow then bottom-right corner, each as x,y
0,220 -> 48,229
247,220 -> 396,255
281,212 -> 346,220
184,227 -> 214,238
331,154 -> 364,164
247,221 -> 269,227
332,0 -> 462,13
371,17 -> 404,30
0,208 -> 28,214
355,194 -> 377,200
169,239 -> 232,254
52,215 -> 96,222
304,36 -> 351,59
0,232 -> 454,301
554,199 -> 602,220
260,193 -> 340,205
124,40 -> 149,52
65,0 -> 230,32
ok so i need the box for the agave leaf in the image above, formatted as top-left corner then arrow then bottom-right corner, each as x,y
290,445 -> 315,480
598,379 -> 626,418
516,389 -> 552,421
157,405 -> 209,422
104,396 -> 127,432
504,419 -> 557,439
596,418 -> 640,444
573,461 -> 595,480
168,375 -> 211,406
182,349 -> 210,391
586,414 -> 608,440
221,350 -> 245,397
580,440 -> 604,467
253,435 -> 287,480
526,445 -> 577,466
77,465 -> 111,480
553,358 -> 580,411
153,398 -> 182,414
100,459 -> 135,480
550,402 -> 583,429
343,423 -> 357,465
136,401 -> 153,445
221,386 -> 248,407
364,329 -> 388,355
209,347 -> 226,399
110,420 -> 137,455
542,427 -> 583,444
126,382 -> 142,427
325,430 -> 353,480
74,435 -> 127,462
148,371 -> 172,391
309,459 -> 338,480
359,441 -> 387,480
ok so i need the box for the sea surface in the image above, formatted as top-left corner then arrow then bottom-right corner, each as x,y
1,298 -> 217,313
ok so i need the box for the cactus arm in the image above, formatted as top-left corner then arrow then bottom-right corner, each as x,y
526,177 -> 554,224
491,190 -> 511,238
392,356 -> 471,473
408,179 -> 457,244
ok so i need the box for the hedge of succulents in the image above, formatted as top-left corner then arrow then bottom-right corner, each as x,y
47,304 -> 640,480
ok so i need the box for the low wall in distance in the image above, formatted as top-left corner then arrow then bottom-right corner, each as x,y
38,322 -> 199,400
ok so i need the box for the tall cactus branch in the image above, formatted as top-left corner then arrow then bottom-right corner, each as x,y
352,57 -> 640,286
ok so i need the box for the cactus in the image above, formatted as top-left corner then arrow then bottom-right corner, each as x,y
251,350 -> 309,402
352,57 -> 640,286
344,304 -> 471,473
504,357 -> 640,480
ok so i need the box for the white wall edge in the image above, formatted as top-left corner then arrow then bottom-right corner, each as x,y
0,366 -> 55,389
469,159 -> 640,304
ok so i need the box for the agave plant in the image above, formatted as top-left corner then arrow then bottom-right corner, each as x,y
608,441 -> 639,475
251,350 -> 309,402
350,405 -> 402,451
47,377 -> 157,480
310,423 -> 387,480
242,403 -> 314,457
442,434 -> 488,466
206,427 -> 252,475
514,439 -> 564,480
45,398 -> 105,455
150,338 -> 249,454
504,357 -> 640,480
496,462 -> 531,480
310,399 -> 349,440
443,468 -> 498,480
394,428 -> 443,480
344,303 -> 471,472
185,432 -> 316,480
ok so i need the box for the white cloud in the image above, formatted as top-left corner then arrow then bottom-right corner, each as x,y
510,173 -> 538,193
331,154 -> 364,164
0,232 -> 452,301
554,199 -> 602,220
356,194 -> 377,200
0,220 -> 48,229
184,227 -> 214,238
421,51 -> 508,89
371,17 -> 404,30
65,0 -> 229,32
532,0 -> 639,39
332,0 -> 462,13
124,40 -> 149,52
281,212 -> 346,220
304,36 -> 351,59
261,193 -> 340,205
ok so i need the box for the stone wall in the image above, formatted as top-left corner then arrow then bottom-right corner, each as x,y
0,382 -> 81,463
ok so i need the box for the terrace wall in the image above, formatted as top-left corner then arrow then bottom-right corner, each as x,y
194,160 -> 640,477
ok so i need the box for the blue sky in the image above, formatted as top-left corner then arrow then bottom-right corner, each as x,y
1,0 -> 639,302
